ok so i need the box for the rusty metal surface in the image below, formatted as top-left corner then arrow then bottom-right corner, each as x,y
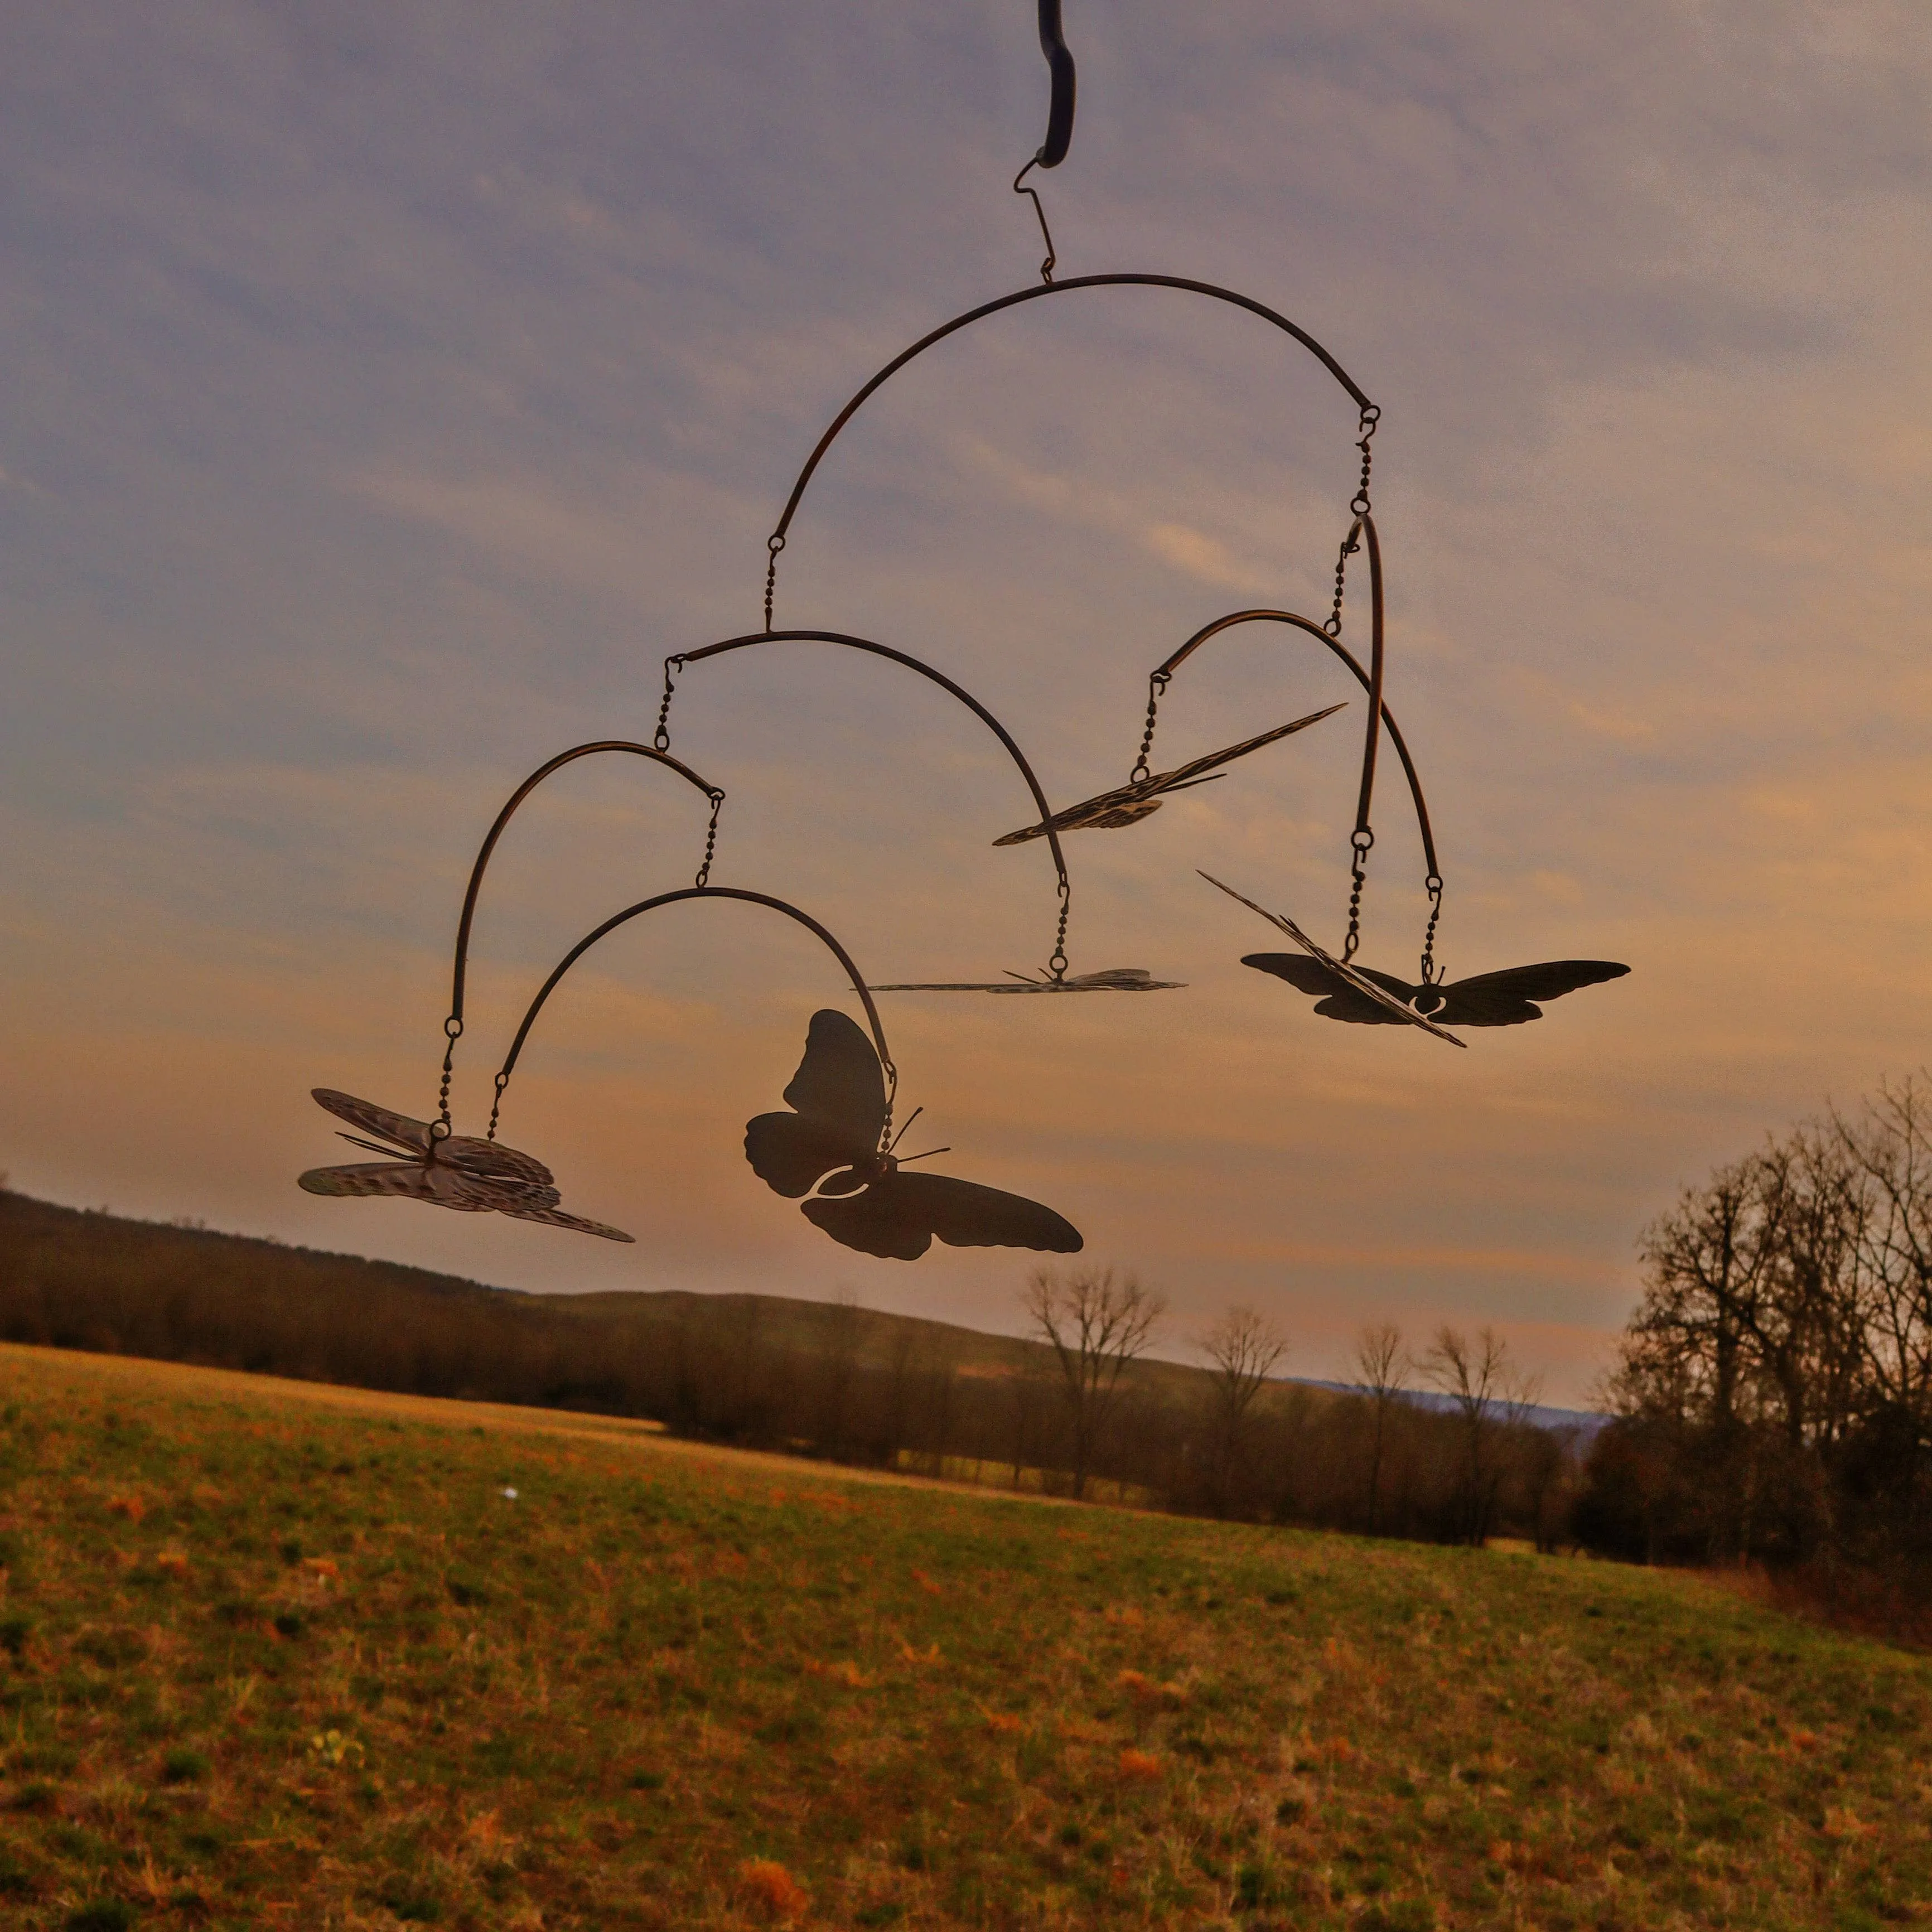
296,1089 -> 634,1242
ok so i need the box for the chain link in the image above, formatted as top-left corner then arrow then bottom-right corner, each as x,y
486,1070 -> 509,1144
695,790 -> 723,889
763,534 -> 785,632
435,1015 -> 462,1127
1419,872 -> 1445,986
1049,877 -> 1071,980
1342,828 -> 1374,963
1324,407 -> 1379,641
655,659 -> 680,752
1131,672 -> 1168,784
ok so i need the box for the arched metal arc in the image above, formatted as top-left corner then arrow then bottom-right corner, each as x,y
1033,1 -> 1075,168
766,275 -> 1373,560
669,629 -> 1074,960
494,886 -> 897,1138
1152,590 -> 1441,883
449,741 -> 723,1027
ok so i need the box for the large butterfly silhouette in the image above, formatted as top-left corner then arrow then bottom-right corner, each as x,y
744,1010 -> 1083,1261
297,1089 -> 635,1241
1243,953 -> 1630,1027
994,704 -> 1344,845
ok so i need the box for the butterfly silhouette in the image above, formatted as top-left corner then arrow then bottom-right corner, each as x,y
744,1010 -> 1083,1260
297,1089 -> 635,1242
1243,953 -> 1631,1027
994,703 -> 1344,845
870,967 -> 1184,994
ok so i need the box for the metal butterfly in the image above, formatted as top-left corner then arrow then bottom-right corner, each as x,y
744,1010 -> 1083,1261
296,1089 -> 635,1242
993,703 -> 1345,845
870,967 -> 1184,994
1242,953 -> 1631,1028
1198,874 -> 1465,1046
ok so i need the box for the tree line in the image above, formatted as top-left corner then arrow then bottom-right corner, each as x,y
1580,1073 -> 1932,1580
0,1189 -> 1580,1549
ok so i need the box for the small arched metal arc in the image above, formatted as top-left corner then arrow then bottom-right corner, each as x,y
766,275 -> 1373,558
494,886 -> 896,1136
1152,592 -> 1440,883
670,628 -> 1073,945
450,741 -> 723,1027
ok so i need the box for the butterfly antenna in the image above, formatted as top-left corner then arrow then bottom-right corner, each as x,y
896,1146 -> 953,1165
336,1131 -> 416,1160
1158,771 -> 1229,795
1003,968 -> 1045,986
886,1106 -> 924,1155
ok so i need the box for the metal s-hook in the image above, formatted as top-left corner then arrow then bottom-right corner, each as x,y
1034,1 -> 1076,168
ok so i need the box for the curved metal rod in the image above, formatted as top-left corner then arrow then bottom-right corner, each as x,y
670,629 -> 1074,964
1034,1 -> 1076,168
1354,514 -> 1385,843
1152,593 -> 1440,883
766,276 -> 1373,561
449,741 -> 723,1028
495,886 -> 896,1132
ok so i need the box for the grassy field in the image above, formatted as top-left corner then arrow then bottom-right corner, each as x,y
0,1347 -> 1925,1930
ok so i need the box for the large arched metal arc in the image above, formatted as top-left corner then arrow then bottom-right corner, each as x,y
448,742 -> 723,1027
494,886 -> 896,1138
669,629 -> 1074,964
765,274 -> 1373,585
1152,596 -> 1440,884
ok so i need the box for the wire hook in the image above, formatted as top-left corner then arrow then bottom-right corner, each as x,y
1013,160 -> 1057,284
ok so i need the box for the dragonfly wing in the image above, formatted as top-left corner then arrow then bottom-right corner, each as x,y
501,1202 -> 636,1243
1151,702 -> 1347,790
311,1089 -> 433,1155
441,1133 -> 555,1192
1437,960 -> 1631,1027
297,1161 -> 495,1212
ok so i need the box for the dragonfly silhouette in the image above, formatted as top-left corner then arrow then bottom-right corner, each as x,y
994,704 -> 1344,844
1201,876 -> 1628,1035
745,1010 -> 1083,1260
297,1089 -> 634,1241
870,967 -> 1184,994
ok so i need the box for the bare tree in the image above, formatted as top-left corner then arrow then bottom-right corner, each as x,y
1420,1326 -> 1527,1545
1022,1267 -> 1166,1499
1196,1306 -> 1287,1514
1354,1322 -> 1409,1534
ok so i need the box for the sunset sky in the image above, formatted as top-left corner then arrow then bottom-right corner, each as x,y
5,3 -> 1930,1404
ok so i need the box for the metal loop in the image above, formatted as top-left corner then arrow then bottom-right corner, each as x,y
1350,491 -> 1371,516
443,1015 -> 463,1040
1352,827 -> 1375,853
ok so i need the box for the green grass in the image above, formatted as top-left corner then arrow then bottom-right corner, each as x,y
0,1346 -> 1926,1929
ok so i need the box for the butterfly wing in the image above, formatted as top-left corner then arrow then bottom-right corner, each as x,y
803,1171 -> 1082,1260
1435,960 -> 1631,1027
311,1089 -> 433,1155
746,1010 -> 888,1197
296,1161 -> 495,1212
1240,953 -> 1401,1024
501,1202 -> 637,1243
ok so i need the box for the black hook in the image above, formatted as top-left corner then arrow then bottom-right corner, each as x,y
1035,1 -> 1075,168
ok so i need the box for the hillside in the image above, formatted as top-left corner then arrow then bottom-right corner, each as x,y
0,1341 -> 1922,1930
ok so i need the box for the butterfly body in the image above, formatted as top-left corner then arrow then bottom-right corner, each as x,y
745,1010 -> 1082,1261
1242,954 -> 1631,1027
297,1089 -> 634,1241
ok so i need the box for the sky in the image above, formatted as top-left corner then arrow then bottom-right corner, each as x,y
4,2 -> 1931,1405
